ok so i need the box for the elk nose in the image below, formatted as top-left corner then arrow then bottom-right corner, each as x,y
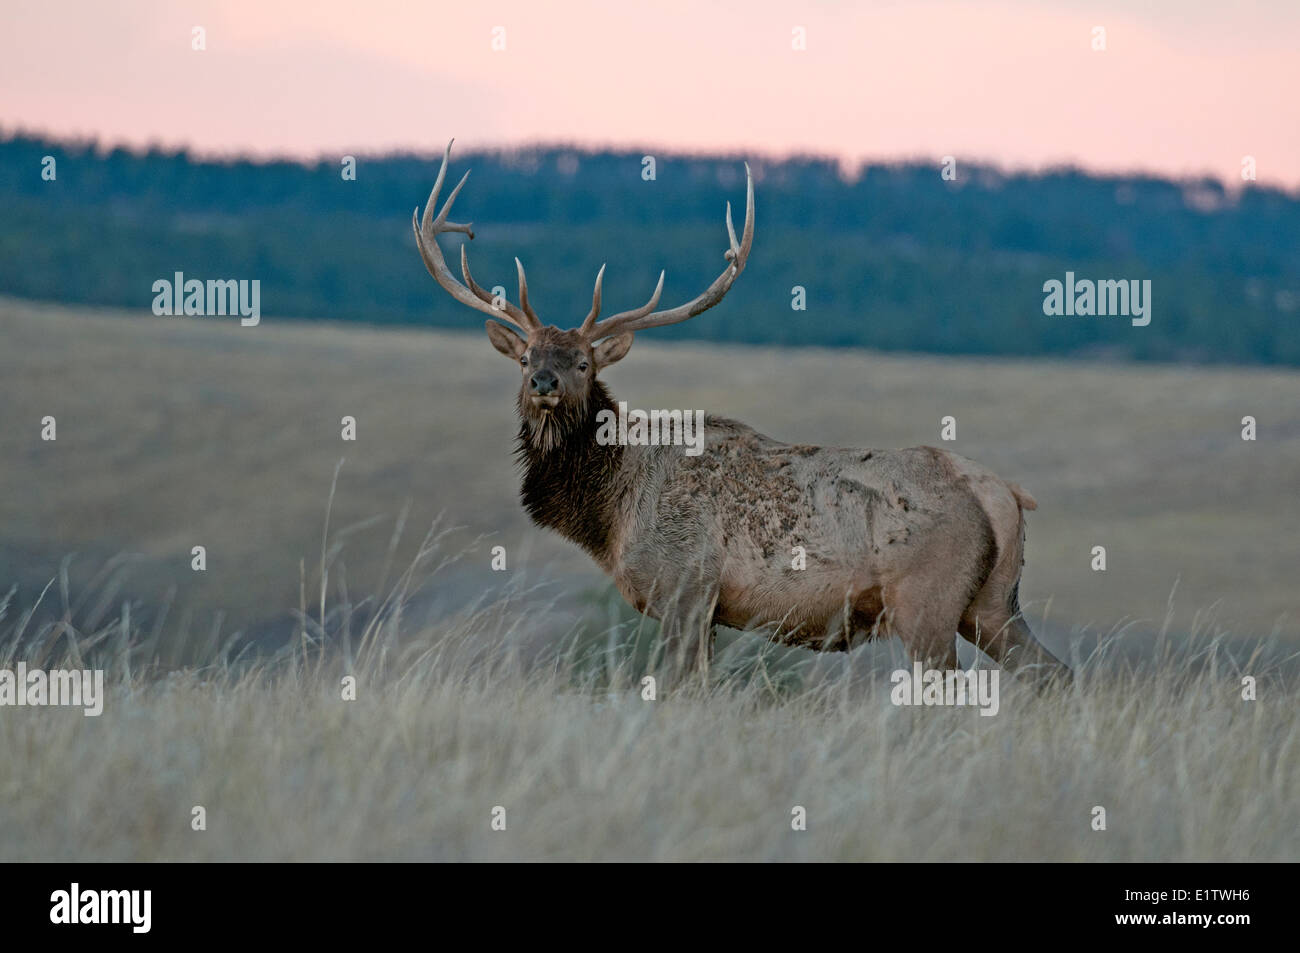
530,370 -> 559,396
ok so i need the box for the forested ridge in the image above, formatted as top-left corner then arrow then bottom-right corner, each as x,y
4,133 -> 1298,364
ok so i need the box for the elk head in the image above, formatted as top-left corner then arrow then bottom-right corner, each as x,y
413,140 -> 754,451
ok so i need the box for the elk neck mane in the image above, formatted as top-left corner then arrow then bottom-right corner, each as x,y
513,379 -> 627,562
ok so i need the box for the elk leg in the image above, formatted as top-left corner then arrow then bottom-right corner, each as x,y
881,582 -> 964,669
891,615 -> 960,669
651,578 -> 719,690
654,601 -> 716,689
961,610 -> 1071,687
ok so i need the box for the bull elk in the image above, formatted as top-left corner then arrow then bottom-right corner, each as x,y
414,140 -> 1071,686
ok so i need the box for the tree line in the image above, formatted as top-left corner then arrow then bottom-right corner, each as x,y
3,132 -> 1298,364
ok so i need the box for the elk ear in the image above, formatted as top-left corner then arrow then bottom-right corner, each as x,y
485,320 -> 526,360
593,332 -> 634,371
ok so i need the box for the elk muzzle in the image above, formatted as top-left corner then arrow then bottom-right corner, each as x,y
529,368 -> 561,406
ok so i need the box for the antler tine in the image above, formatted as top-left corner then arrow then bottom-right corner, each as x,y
724,167 -> 752,261
579,263 -> 607,333
583,162 -> 754,341
610,270 -> 665,324
414,139 -> 540,333
460,245 -> 531,322
420,140 -> 474,239
515,258 -> 541,324
418,141 -> 451,234
580,265 -> 664,334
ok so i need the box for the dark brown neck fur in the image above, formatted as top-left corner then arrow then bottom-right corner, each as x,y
515,381 -> 626,563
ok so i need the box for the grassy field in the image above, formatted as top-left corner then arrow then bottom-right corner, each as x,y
1,298 -> 1298,861
3,298 -> 1298,648
1,559 -> 1295,862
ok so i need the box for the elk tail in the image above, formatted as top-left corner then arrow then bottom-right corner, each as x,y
1007,481 -> 1038,511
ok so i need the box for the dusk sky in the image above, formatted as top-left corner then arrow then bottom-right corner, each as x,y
3,0 -> 1298,187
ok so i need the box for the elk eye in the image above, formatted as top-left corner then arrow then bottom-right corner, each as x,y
577,362 -> 589,372
520,355 -> 529,367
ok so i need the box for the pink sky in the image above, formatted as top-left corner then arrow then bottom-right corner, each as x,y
3,0 -> 1298,187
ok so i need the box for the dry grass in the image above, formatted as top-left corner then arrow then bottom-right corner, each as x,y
1,537 -> 1296,863
2,298 -> 1298,861
2,297 -> 1298,646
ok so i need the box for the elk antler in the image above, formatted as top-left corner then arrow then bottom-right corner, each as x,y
580,163 -> 755,341
413,140 -> 541,334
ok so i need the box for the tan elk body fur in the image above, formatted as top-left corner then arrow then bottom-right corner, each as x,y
414,141 -> 1071,685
